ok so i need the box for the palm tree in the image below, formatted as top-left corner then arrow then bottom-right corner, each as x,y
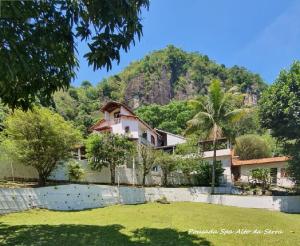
186,79 -> 245,194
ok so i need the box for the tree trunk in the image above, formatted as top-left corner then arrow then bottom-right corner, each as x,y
110,164 -> 116,185
211,139 -> 217,194
163,171 -> 168,187
38,174 -> 46,187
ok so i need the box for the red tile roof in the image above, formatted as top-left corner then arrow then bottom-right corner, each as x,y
232,156 -> 289,166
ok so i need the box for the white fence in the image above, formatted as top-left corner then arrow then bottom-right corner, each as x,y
0,185 -> 299,214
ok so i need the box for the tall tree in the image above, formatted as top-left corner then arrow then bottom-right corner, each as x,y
155,151 -> 177,187
86,133 -> 134,184
139,144 -> 158,186
3,107 -> 82,186
259,61 -> 300,183
186,79 -> 245,193
0,0 -> 149,109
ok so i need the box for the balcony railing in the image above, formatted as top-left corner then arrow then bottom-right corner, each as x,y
103,118 -> 121,126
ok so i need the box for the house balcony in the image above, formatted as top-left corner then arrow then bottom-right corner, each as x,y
103,118 -> 121,126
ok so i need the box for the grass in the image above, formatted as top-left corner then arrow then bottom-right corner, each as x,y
0,202 -> 299,245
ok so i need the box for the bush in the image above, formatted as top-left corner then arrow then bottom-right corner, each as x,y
234,134 -> 271,160
251,168 -> 270,191
67,160 -> 85,181
195,161 -> 224,186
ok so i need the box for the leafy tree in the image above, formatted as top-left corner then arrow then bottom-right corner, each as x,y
284,143 -> 300,184
195,161 -> 224,187
135,101 -> 195,134
175,137 -> 199,155
176,156 -> 202,185
0,0 -> 149,109
186,79 -> 245,193
0,103 -> 10,131
250,168 -> 270,191
53,84 -> 101,135
259,61 -> 300,140
86,133 -> 135,185
3,107 -> 82,186
155,151 -> 177,187
261,134 -> 284,157
81,81 -> 92,89
226,107 -> 265,140
234,134 -> 272,160
67,160 -> 85,182
259,61 -> 300,183
138,145 -> 159,186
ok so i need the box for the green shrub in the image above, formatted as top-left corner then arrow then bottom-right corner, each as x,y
251,168 -> 270,190
67,160 -> 85,181
195,161 -> 224,186
234,134 -> 271,160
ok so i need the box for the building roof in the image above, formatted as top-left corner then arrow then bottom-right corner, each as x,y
101,101 -> 135,115
155,129 -> 186,140
232,156 -> 289,166
92,101 -> 160,136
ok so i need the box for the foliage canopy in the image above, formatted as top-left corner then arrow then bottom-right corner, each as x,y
0,0 -> 149,109
234,134 -> 271,160
3,107 -> 82,185
86,133 -> 135,184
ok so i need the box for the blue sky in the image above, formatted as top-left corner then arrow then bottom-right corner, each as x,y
73,0 -> 300,86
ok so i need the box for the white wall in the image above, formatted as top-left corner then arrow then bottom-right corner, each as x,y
121,118 -> 139,139
0,160 -> 38,180
166,134 -> 186,145
202,149 -> 232,186
239,162 -> 294,188
1,185 -> 299,214
0,159 -> 166,186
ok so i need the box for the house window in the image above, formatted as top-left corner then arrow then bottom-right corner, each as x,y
125,126 -> 130,133
142,132 -> 147,139
114,111 -> 120,118
151,135 -> 155,145
270,168 -> 277,184
281,168 -> 288,178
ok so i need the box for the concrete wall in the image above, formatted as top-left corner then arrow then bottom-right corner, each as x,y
0,155 -> 230,187
166,134 -> 186,146
0,160 -> 38,180
202,149 -> 232,186
239,162 -> 294,188
0,185 -> 145,214
0,185 -> 299,214
0,159 -> 189,186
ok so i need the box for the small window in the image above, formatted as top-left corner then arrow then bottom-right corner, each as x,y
270,168 -> 277,184
125,126 -> 130,133
151,135 -> 155,145
114,111 -> 120,118
142,132 -> 147,139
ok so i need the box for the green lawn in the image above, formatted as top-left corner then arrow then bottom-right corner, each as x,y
0,202 -> 299,246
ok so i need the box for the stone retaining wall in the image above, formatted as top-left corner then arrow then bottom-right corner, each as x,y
0,185 -> 299,214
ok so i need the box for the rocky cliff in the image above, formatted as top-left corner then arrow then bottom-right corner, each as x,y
98,45 -> 267,109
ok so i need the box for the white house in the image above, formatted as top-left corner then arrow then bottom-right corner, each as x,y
232,156 -> 294,188
90,101 -> 188,150
91,101 -> 160,146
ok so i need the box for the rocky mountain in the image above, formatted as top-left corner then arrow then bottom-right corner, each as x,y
98,45 -> 267,109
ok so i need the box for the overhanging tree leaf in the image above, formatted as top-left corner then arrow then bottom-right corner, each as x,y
0,0 -> 149,109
